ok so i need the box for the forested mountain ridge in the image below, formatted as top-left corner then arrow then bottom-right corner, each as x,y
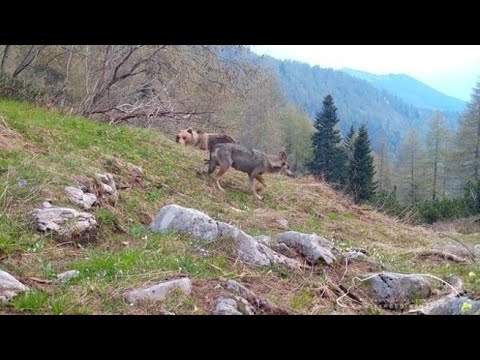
254,55 -> 462,152
342,67 -> 466,113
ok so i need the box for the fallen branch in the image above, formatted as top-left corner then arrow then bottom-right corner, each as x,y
439,233 -> 476,260
412,249 -> 470,263
29,277 -> 53,284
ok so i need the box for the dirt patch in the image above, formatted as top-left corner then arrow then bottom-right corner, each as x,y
51,227 -> 99,246
0,116 -> 23,151
0,116 -> 45,155
102,156 -> 145,190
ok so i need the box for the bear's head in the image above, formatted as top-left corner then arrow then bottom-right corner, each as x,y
175,128 -> 198,146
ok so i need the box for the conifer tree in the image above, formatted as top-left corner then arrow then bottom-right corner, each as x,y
349,123 -> 376,202
308,95 -> 347,184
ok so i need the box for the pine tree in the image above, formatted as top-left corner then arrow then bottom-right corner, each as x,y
308,95 -> 347,184
345,124 -> 356,191
349,123 -> 376,202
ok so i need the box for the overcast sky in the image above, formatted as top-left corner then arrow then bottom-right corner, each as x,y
251,45 -> 480,101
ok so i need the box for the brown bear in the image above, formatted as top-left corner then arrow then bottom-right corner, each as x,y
175,128 -> 236,152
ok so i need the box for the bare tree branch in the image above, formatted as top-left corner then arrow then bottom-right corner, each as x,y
12,45 -> 47,78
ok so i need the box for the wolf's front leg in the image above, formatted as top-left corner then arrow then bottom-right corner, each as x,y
248,175 -> 263,200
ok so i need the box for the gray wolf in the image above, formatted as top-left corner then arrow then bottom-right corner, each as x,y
208,143 -> 292,200
175,128 -> 236,152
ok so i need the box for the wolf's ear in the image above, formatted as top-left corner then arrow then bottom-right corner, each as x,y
279,151 -> 287,160
187,128 -> 194,134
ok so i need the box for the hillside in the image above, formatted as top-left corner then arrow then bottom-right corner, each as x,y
256,56 -> 462,152
342,68 -> 466,113
1,101 -> 479,315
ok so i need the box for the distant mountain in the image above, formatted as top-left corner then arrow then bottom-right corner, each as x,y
250,55 -> 462,153
342,68 -> 466,113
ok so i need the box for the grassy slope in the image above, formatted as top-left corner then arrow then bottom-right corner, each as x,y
1,100 -> 479,315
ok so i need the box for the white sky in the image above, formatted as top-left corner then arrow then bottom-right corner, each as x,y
251,45 -> 480,101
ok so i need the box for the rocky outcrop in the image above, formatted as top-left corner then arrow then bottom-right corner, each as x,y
0,270 -> 29,303
427,297 -> 480,315
151,204 -> 219,243
124,278 -> 192,305
33,207 -> 97,236
95,173 -> 118,200
57,270 -> 80,283
365,272 -> 431,309
276,231 -> 337,265
474,245 -> 480,259
236,231 -> 302,270
224,279 -> 289,315
65,186 -> 97,210
214,296 -> 255,315
151,205 -> 302,269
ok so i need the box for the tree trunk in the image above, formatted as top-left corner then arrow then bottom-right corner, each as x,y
0,45 -> 11,73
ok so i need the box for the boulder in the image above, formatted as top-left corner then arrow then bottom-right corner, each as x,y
151,204 -> 218,243
65,186 -> 97,210
33,207 -> 97,236
0,270 -> 29,303
366,272 -> 431,309
276,231 -> 337,265
124,278 -> 192,305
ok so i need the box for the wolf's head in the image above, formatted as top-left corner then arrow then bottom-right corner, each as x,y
268,151 -> 293,177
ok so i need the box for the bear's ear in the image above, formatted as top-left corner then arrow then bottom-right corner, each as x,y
187,128 -> 194,134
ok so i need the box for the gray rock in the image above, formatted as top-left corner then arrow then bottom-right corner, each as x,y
234,296 -> 255,315
366,272 -> 431,309
42,201 -> 53,208
237,231 -> 301,269
33,207 -> 97,236
65,186 -> 97,210
95,173 -> 118,198
224,279 -> 287,314
343,250 -> 368,261
0,270 -> 29,303
214,296 -> 254,315
217,221 -> 241,240
151,204 -> 219,243
214,297 -> 243,315
226,279 -> 252,295
275,243 -> 298,258
427,297 -> 480,315
124,278 -> 192,305
435,244 -> 473,260
276,218 -> 289,230
255,235 -> 273,246
474,244 -> 480,259
407,276 -> 465,315
57,270 -> 80,283
276,231 -> 337,265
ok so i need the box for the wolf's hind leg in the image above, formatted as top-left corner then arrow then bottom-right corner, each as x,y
214,165 -> 230,192
254,174 -> 267,187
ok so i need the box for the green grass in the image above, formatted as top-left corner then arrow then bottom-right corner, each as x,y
289,289 -> 315,311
